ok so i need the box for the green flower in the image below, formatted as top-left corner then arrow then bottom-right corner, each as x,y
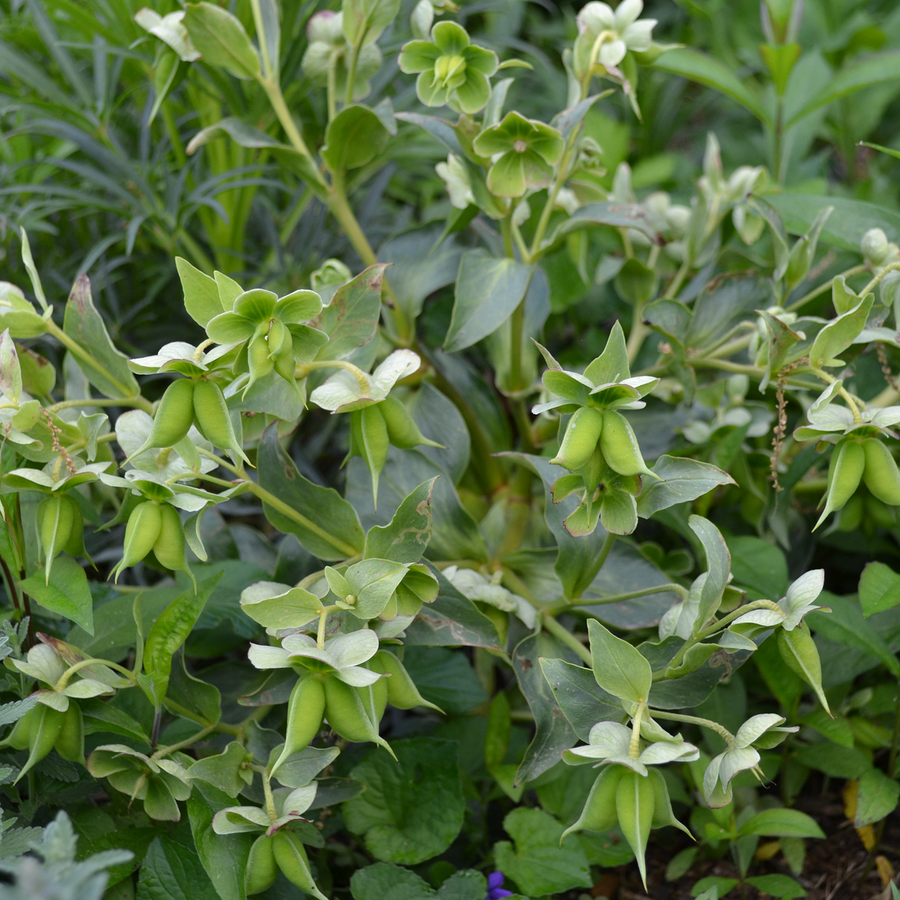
399,21 -> 498,115
472,112 -> 564,198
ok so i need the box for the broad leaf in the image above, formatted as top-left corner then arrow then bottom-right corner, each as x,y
63,275 -> 139,400
444,250 -> 534,352
258,425 -> 365,560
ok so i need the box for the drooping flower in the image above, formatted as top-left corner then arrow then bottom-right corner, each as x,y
574,0 -> 656,77
703,714 -> 797,807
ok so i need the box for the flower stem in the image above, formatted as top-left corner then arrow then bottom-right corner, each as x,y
541,611 -> 592,665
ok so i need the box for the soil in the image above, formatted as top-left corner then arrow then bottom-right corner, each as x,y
575,796 -> 900,900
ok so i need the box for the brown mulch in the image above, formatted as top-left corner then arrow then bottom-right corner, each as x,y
576,796 -> 900,900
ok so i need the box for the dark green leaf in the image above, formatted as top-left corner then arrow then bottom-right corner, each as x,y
444,250 -> 534,352
538,658 -> 623,741
859,562 -> 900,617
19,556 -> 93,634
493,808 -> 592,896
344,738 -> 465,865
258,425 -> 365,560
63,275 -> 140,400
323,106 -> 390,172
364,479 -> 436,564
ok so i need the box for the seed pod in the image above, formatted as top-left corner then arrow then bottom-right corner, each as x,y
600,410 -> 658,480
267,320 -> 291,359
271,675 -> 326,776
648,768 -> 690,835
112,501 -> 163,582
54,702 -> 85,765
123,379 -> 196,465
815,438 -> 865,530
17,703 -> 65,782
862,438 -> 900,506
324,675 -> 394,757
153,504 -> 195,590
615,768 -> 656,889
374,650 -> 441,712
561,765 -> 625,842
835,494 -> 864,532
581,445 -> 607,494
272,830 -> 327,900
866,496 -> 897,529
357,676 -> 388,726
352,406 -> 390,503
192,379 -> 252,466
273,345 -> 297,383
245,334 -> 274,395
38,493 -> 77,584
245,835 -> 279,896
3,709 -> 34,751
552,407 -> 605,471
378,395 -> 442,449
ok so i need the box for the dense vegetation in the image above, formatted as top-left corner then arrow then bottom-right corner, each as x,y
4,0 -> 900,898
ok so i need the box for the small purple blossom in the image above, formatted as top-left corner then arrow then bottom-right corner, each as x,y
486,871 -> 513,900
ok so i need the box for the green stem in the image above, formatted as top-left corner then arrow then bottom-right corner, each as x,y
626,301 -> 647,364
151,722 -> 217,760
544,583 -> 688,615
493,466 -> 534,561
48,397 -> 142,413
247,482 -> 359,558
541,611 -> 592,665
250,0 -> 274,81
327,50 -> 339,123
55,658 -> 137,691
43,321 -> 153,413
786,264 -> 868,312
649,708 -> 735,744
528,132 -> 582,262
259,76 -> 311,158
811,367 -> 863,423
572,531 -> 616,598
662,260 -> 690,301
344,43 -> 362,106
329,172 -> 409,341
773,97 -> 785,183
861,261 -> 900,297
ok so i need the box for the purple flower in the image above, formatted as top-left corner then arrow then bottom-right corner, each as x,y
486,871 -> 513,900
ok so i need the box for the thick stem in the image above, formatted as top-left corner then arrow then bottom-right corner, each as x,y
545,583 -> 688,615
44,321 -> 153,413
151,722 -> 217,760
649,708 -> 735,745
786,264 -> 868,312
541,611 -> 592,665
247,482 -> 359,558
344,43 -> 362,106
662,260 -> 690,301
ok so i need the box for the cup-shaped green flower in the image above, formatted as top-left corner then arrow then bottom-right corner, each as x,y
399,21 -> 498,115
472,112 -> 564,198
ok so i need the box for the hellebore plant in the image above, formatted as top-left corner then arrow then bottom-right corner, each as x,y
6,0 -> 900,897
